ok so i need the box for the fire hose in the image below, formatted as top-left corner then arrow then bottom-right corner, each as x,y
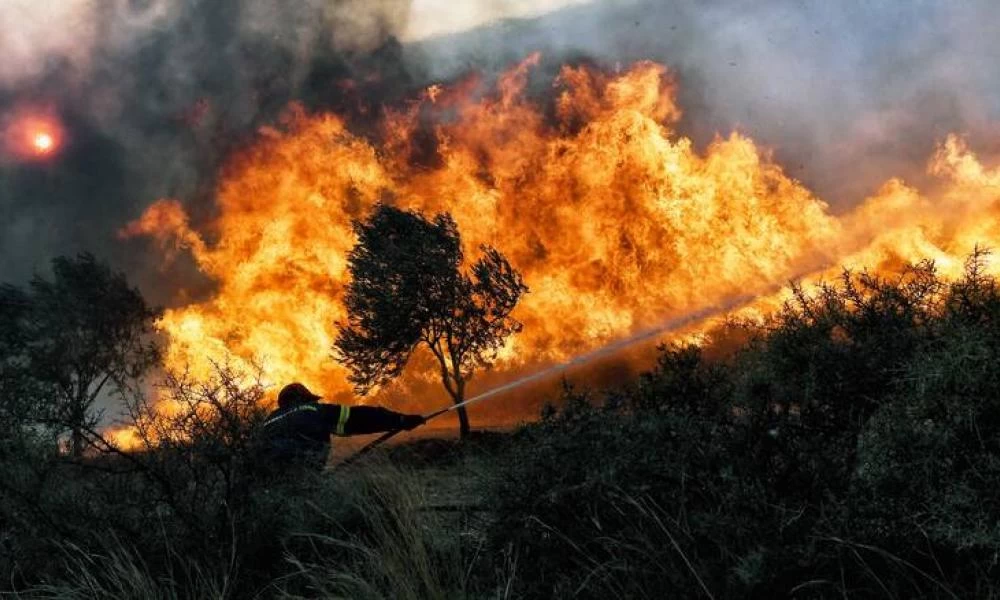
337,293 -> 758,468
338,394 -> 487,467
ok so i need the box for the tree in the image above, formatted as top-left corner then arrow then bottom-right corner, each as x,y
0,289 -> 44,445
0,253 -> 161,456
334,204 -> 528,438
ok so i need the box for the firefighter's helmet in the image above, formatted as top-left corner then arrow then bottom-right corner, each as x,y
278,382 -> 322,409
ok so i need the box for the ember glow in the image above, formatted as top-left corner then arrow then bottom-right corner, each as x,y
124,56 -> 1000,413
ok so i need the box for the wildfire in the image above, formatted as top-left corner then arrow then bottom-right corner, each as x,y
124,56 -> 1000,415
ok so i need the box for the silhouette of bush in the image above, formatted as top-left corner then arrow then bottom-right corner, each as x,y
488,249 -> 1000,598
0,364 -> 335,595
5,250 -> 1000,597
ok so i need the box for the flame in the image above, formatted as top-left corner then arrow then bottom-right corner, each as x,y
124,56 -> 1000,415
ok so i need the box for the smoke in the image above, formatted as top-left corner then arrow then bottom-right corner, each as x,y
408,0 -> 1000,207
2,0 -> 998,300
401,0 -> 595,42
0,0 -> 414,295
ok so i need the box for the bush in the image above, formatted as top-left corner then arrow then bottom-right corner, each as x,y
5,250 -> 1000,598
852,277 -> 1000,595
487,250 -> 1000,598
0,364 -> 325,596
0,361 -> 499,598
491,383 -> 767,598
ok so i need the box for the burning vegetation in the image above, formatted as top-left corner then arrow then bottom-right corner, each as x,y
120,55 -> 1000,420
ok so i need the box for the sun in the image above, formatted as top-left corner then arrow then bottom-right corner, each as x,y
2,105 -> 65,161
32,131 -> 55,154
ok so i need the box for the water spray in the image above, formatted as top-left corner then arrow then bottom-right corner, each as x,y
338,291 -> 760,466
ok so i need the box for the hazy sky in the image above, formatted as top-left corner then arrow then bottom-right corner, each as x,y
402,0 -> 595,40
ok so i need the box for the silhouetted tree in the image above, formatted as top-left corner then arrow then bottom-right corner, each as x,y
0,253 -> 160,456
0,291 -> 44,445
334,204 -> 527,438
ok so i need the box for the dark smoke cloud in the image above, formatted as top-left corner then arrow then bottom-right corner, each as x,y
1,0 -> 414,297
2,0 -> 998,302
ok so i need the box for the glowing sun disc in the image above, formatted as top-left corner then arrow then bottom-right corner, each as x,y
2,105 -> 65,161
33,132 -> 54,153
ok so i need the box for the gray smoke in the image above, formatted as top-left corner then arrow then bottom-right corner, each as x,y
2,0 -> 998,301
0,0 -> 413,298
409,0 -> 1000,206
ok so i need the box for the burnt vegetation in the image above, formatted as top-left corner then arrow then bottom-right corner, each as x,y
0,247 -> 999,598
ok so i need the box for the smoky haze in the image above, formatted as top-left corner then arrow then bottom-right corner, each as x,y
407,0 -> 1000,207
1,0 -> 998,301
0,0 -> 415,297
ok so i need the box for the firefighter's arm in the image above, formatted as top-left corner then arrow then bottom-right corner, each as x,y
329,405 -> 425,436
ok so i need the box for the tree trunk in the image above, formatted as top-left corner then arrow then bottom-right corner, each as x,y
455,379 -> 470,439
71,427 -> 84,457
71,399 -> 87,457
456,404 -> 470,439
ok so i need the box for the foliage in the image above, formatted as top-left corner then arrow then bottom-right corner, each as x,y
19,537 -> 234,600
0,360 -> 494,599
0,253 -> 160,456
851,251 -> 1000,597
632,343 -> 732,416
0,288 -> 45,443
488,250 -> 1000,598
0,364 -> 288,594
335,203 -> 527,437
5,249 -> 1000,598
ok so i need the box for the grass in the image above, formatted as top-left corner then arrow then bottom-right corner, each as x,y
280,458 -> 479,600
17,537 -> 236,600
13,450 -> 498,600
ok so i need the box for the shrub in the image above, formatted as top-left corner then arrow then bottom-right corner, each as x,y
0,364 -> 329,596
851,257 -> 1000,596
487,250 -> 1000,598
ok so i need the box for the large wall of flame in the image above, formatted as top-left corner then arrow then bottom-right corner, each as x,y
125,57 -> 1000,413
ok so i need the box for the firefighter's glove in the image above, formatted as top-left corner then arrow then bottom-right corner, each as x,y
400,414 -> 426,431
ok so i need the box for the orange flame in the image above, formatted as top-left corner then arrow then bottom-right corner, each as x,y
124,56 -> 1000,415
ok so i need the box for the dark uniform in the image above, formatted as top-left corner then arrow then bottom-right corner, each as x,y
259,382 -> 424,469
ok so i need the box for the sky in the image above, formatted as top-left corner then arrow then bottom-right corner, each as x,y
402,0 -> 595,41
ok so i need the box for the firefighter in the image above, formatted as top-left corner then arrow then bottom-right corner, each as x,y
259,382 -> 425,470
